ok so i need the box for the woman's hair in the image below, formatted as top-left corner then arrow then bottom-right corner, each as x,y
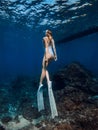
46,30 -> 53,43
46,30 -> 52,36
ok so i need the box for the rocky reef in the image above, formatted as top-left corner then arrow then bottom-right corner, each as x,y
0,62 -> 98,130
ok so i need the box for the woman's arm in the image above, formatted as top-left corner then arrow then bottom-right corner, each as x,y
43,37 -> 46,47
43,37 -> 47,61
52,39 -> 57,61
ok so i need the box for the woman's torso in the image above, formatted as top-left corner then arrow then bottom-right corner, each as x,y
44,36 -> 52,48
44,36 -> 54,58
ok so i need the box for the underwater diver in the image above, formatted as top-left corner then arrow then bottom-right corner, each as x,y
39,29 -> 57,88
37,29 -> 58,118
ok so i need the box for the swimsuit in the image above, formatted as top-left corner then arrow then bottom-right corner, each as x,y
45,46 -> 54,56
48,46 -> 54,56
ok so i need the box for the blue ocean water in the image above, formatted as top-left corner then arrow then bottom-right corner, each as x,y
0,22 -> 98,82
0,0 -> 98,82
0,1 -> 98,129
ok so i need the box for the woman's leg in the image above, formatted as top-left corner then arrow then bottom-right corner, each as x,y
40,61 -> 50,85
45,59 -> 51,84
46,70 -> 50,84
39,56 -> 53,85
39,68 -> 46,85
45,57 -> 54,84
39,56 -> 46,85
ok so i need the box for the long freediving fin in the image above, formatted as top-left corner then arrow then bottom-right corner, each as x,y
48,81 -> 58,119
37,84 -> 45,111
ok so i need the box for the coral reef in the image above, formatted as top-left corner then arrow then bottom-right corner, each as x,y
0,62 -> 98,130
53,62 -> 98,93
0,125 -> 5,130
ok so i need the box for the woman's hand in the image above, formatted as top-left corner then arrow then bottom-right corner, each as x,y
54,55 -> 57,61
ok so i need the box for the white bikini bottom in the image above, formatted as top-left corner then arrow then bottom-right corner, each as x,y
45,46 -> 54,56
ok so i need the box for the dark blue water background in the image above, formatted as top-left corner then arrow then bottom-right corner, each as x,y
0,23 -> 98,82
